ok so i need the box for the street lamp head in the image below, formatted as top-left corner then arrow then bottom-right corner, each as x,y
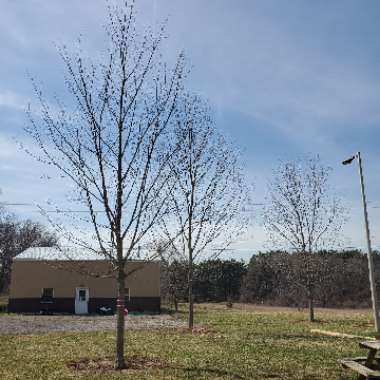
342,155 -> 356,165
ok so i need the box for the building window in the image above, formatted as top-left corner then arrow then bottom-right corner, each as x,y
41,288 -> 54,303
125,288 -> 130,301
78,289 -> 87,301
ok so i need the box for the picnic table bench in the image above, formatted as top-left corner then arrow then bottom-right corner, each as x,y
340,341 -> 380,379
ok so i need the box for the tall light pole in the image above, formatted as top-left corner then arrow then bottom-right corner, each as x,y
343,152 -> 380,333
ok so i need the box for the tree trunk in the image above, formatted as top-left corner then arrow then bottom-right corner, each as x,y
115,266 -> 126,369
0,257 -> 11,294
188,259 -> 194,329
187,203 -> 194,329
187,253 -> 194,330
308,293 -> 315,322
0,261 -> 6,294
115,101 -> 125,369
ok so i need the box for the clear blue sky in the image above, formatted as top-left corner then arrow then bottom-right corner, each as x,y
1,0 -> 380,259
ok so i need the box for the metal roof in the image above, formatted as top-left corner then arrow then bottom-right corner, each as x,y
15,247 -> 105,261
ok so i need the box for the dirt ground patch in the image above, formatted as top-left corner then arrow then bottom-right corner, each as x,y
0,314 -> 185,335
177,325 -> 215,335
67,355 -> 168,373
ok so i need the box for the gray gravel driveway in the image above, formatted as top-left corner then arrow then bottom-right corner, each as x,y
0,314 -> 185,335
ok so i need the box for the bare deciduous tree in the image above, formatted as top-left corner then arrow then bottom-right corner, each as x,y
264,157 -> 346,321
158,242 -> 188,312
159,94 -> 248,329
25,2 -> 183,369
0,211 -> 57,293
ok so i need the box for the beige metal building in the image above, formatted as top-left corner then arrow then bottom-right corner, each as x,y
8,248 -> 160,314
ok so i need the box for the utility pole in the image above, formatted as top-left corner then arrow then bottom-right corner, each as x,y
343,152 -> 380,333
357,152 -> 380,333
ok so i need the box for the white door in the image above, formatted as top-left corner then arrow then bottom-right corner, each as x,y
75,287 -> 89,314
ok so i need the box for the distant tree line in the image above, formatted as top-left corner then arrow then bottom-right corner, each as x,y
161,259 -> 247,310
161,250 -> 379,309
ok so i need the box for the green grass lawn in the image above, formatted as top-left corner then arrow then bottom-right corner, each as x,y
0,303 -> 375,379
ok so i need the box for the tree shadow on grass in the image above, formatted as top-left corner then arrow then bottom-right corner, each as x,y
67,356 -> 282,379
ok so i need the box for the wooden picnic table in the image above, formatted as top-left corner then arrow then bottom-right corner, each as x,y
341,341 -> 380,379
